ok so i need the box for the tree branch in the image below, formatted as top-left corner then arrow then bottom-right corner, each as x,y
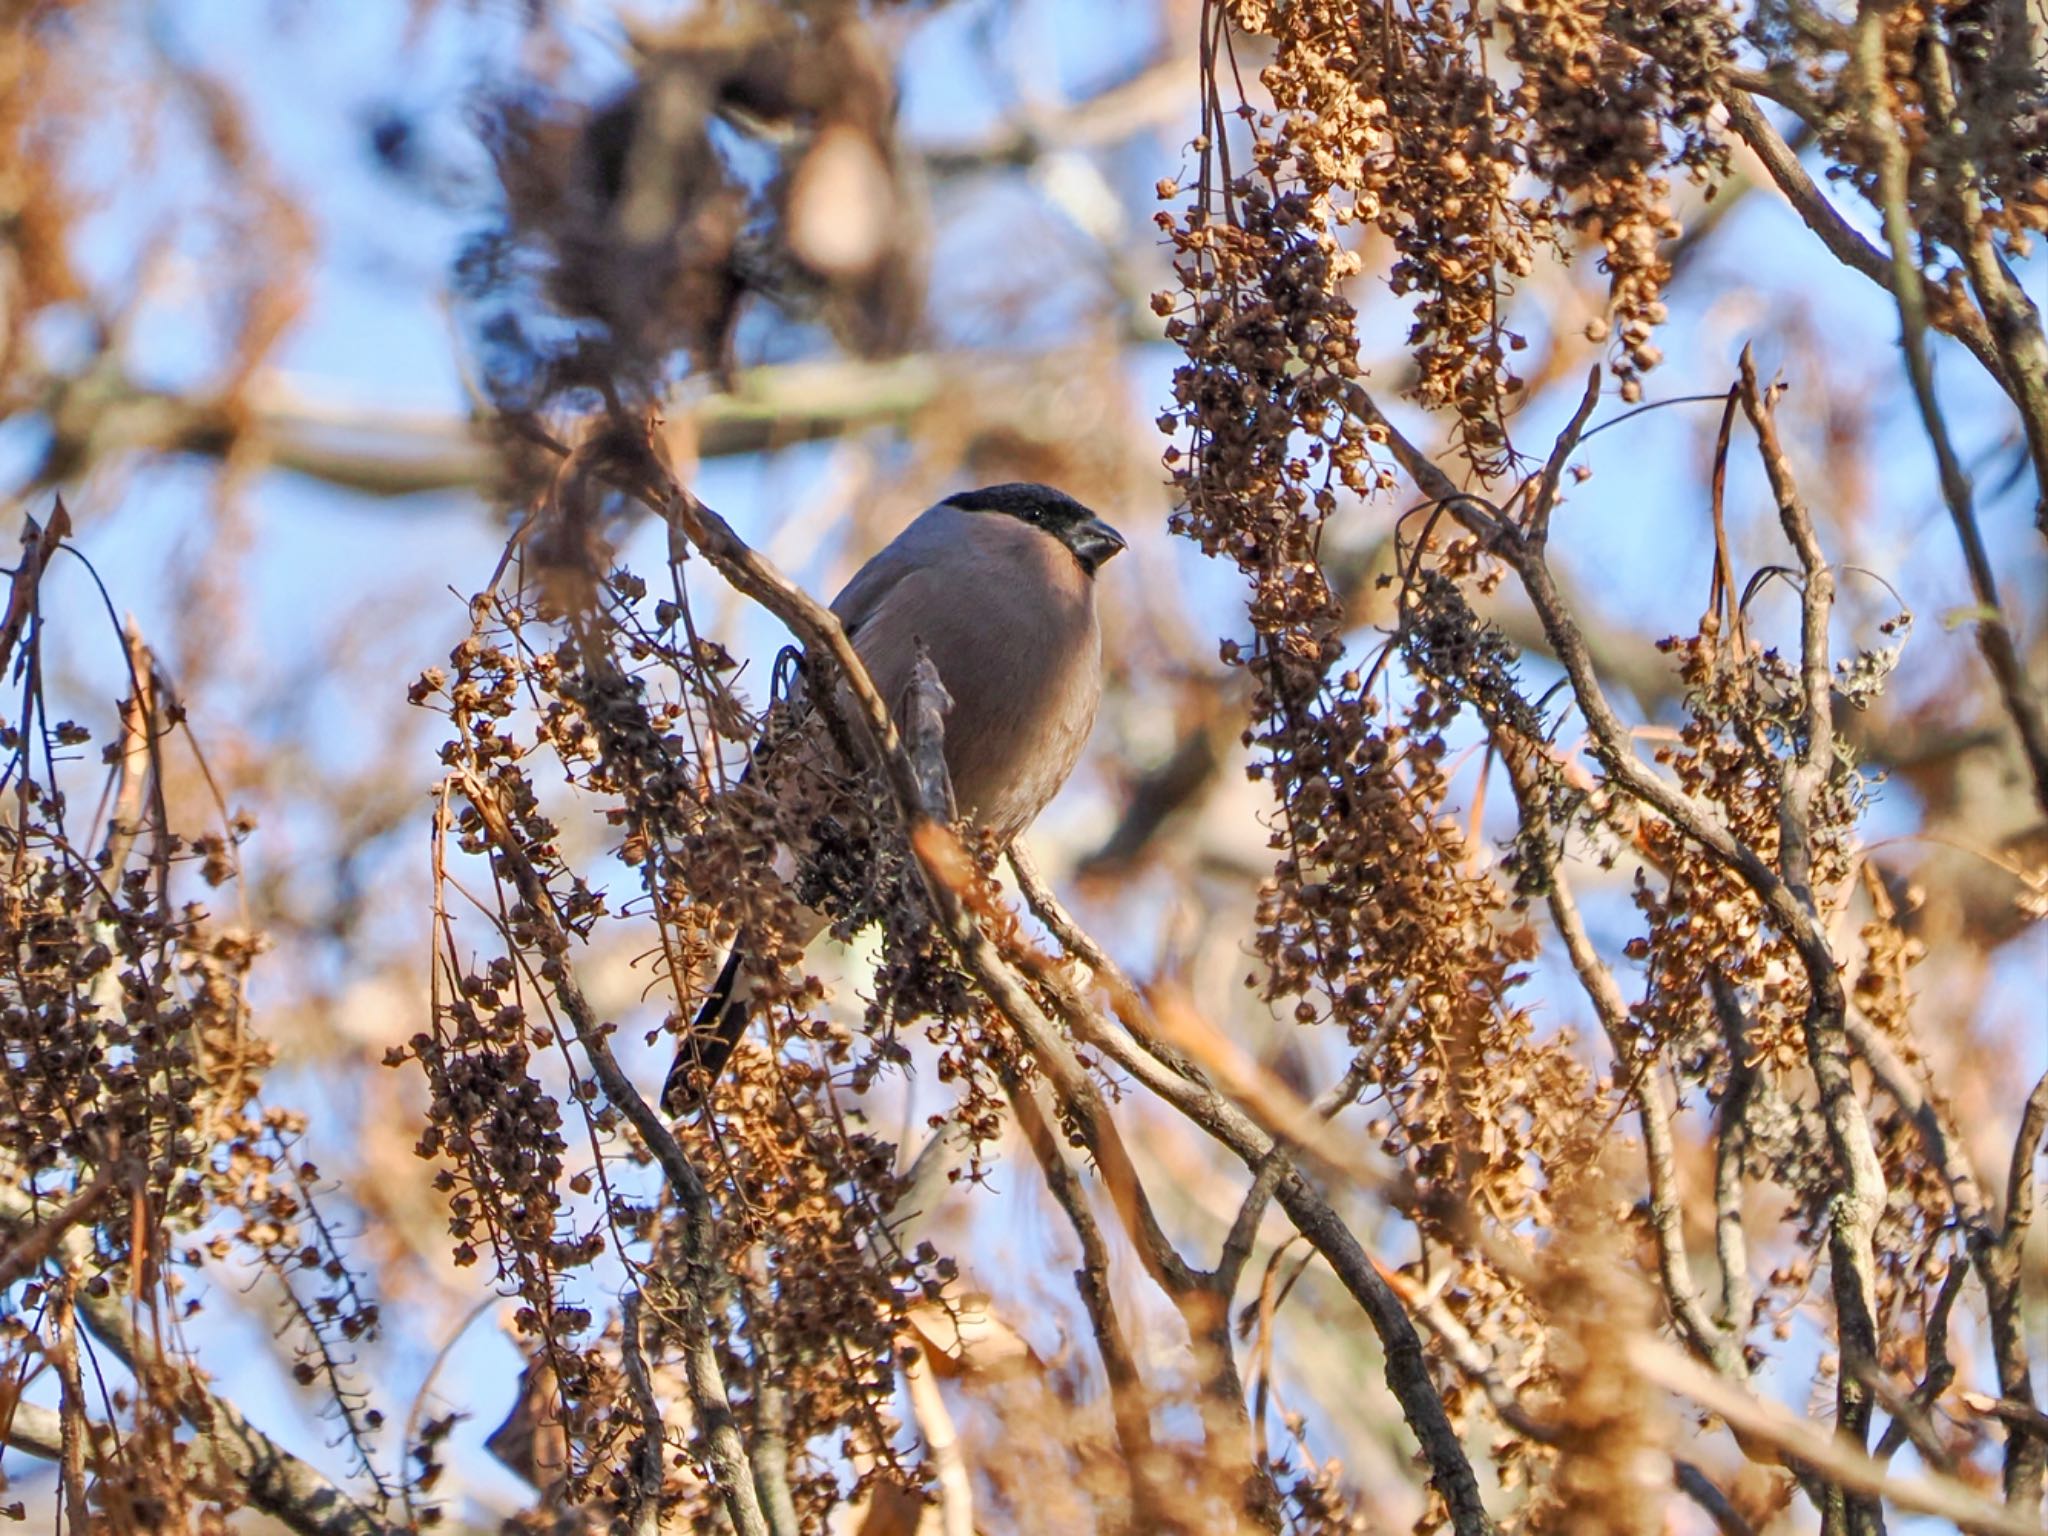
1715,90 -> 2018,402
1632,1336 -> 2044,1536
455,771 -> 781,1536
1848,18 -> 2048,825
24,348 -> 1124,502
0,1185 -> 401,1536
1914,31 -> 2048,533
1737,348 -> 1887,1535
1005,1069 -> 1165,1520
1497,734 -> 1744,1378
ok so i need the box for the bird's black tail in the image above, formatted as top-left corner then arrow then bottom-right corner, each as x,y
661,948 -> 750,1115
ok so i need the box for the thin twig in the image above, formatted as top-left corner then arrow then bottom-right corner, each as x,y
1632,1336 -> 2043,1536
0,1185 -> 400,1536
0,503 -> 71,680
0,1166 -> 116,1293
1526,364 -> 1602,546
458,772 -> 778,1536
1844,1006 -> 1990,1238
1372,1259 -> 1558,1444
1963,1394 -> 2048,1446
50,1284 -> 91,1536
1006,1070 -> 1164,1522
2001,1068 -> 2048,1253
1738,346 -> 1887,1535
1849,1342 -> 1957,1473
1035,971 -> 1497,1535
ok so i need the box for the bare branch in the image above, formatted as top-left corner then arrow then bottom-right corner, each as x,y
619,1293 -> 665,1536
456,772 -> 780,1536
0,1185 -> 402,1536
1006,1070 -> 1163,1511
1708,976 -> 1759,1346
1632,1337 -> 2044,1536
1737,349 -> 1887,1534
1526,365 -> 1602,545
1913,31 -> 2048,533
1715,90 -> 2019,401
2002,1068 -> 2048,1252
1847,14 -> 2048,823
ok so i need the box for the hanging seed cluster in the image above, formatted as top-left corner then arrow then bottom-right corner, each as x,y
1789,0 -> 2048,254
660,1069 -> 925,1521
1151,3 -> 2018,1522
1624,620 -> 1965,1400
396,536 -> 988,1523
1153,12 -> 1703,1488
1160,0 -> 1736,495
1157,4 -> 1666,1494
1503,0 -> 1733,390
0,528 -> 392,1526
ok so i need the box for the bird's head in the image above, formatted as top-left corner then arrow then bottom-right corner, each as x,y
944,483 -> 1128,575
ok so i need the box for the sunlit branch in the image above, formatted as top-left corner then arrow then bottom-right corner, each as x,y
0,1185 -> 401,1536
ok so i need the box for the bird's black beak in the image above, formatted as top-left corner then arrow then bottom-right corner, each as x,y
1066,516 -> 1127,574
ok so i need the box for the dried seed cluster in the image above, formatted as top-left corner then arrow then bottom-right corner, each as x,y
1,546 -> 391,1526
1152,4 -> 2014,1524
1160,0 -> 1736,492
394,539 -> 1005,1525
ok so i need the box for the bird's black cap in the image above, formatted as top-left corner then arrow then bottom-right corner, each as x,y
945,483 -> 1127,574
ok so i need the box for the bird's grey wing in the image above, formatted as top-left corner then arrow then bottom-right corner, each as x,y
829,533 -> 928,641
747,526 -> 927,770
827,504 -> 972,641
834,565 -> 949,717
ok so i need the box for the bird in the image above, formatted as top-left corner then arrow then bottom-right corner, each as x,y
661,482 -> 1126,1114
